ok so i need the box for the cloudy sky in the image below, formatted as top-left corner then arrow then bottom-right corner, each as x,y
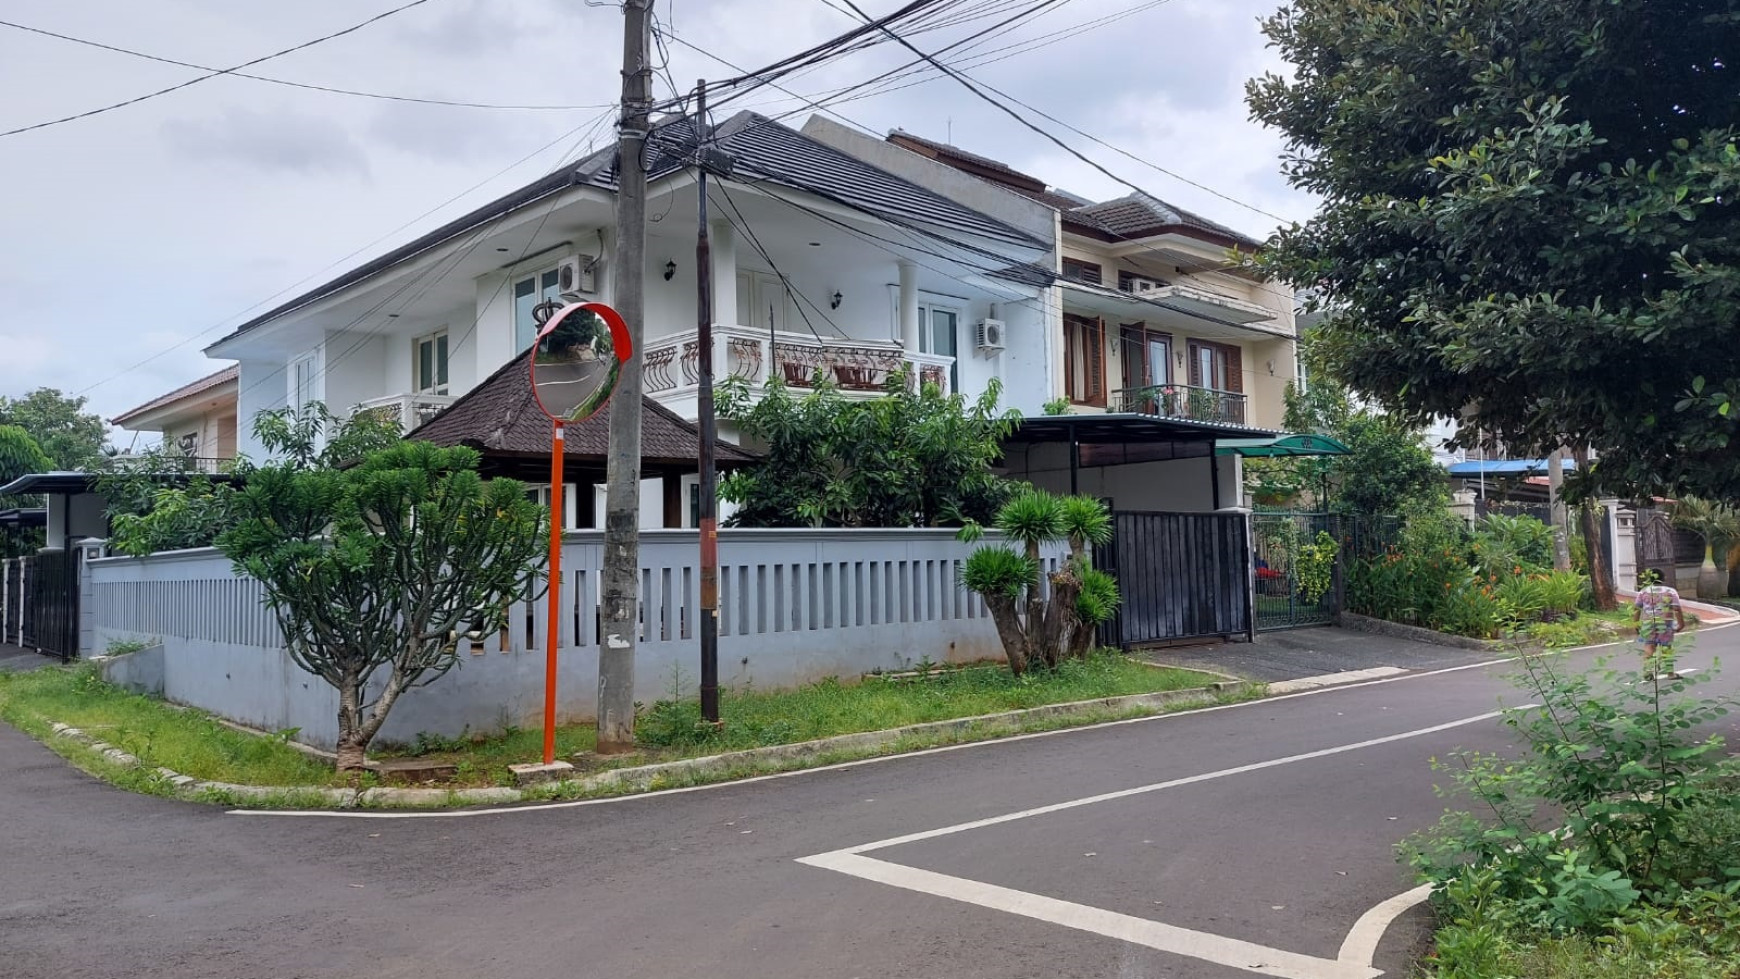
0,0 -> 1314,441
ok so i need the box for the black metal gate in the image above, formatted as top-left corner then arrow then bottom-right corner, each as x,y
22,551 -> 79,662
1097,511 -> 1251,647
2,557 -> 23,645
1252,512 -> 1337,630
1637,507 -> 1677,587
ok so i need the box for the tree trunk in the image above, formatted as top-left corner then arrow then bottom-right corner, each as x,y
1547,448 -> 1571,572
1036,567 -> 1083,670
1581,501 -> 1617,611
983,594 -> 1029,676
335,735 -> 369,772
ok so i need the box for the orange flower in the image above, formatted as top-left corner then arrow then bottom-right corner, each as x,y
1513,565 -> 1522,575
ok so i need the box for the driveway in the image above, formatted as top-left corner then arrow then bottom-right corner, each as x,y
1139,626 -> 1492,682
3,626 -> 1735,979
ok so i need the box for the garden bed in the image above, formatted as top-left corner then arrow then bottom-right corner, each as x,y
0,654 -> 1227,798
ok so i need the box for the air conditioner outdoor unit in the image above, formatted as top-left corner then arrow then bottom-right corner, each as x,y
557,254 -> 599,298
975,318 -> 1006,352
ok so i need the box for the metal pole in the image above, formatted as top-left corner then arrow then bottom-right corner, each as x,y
599,0 -> 653,753
694,79 -> 720,725
1069,432 -> 1079,496
543,420 -> 565,765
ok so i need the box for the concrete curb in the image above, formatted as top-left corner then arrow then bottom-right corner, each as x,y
33,679 -> 1254,809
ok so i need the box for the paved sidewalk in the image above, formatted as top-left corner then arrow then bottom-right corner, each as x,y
0,643 -> 53,673
1137,626 -> 1495,682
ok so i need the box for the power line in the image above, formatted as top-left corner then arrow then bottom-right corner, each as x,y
83,107 -> 616,398
1,0 -> 439,139
0,18 -> 612,111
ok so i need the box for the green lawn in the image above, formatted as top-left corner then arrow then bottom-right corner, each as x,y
0,654 -> 1224,792
0,666 -> 342,787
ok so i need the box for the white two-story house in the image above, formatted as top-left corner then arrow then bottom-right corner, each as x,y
177,111 -> 1055,528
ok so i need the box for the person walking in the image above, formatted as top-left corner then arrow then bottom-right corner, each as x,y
1632,570 -> 1687,680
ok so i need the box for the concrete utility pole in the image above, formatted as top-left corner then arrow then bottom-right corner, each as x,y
599,0 -> 653,753
693,78 -> 720,725
1548,447 -> 1571,571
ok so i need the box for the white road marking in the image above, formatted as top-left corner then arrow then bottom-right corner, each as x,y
1337,884 -> 1432,968
833,710 -> 1506,855
794,709 -> 1512,978
799,851 -> 1380,979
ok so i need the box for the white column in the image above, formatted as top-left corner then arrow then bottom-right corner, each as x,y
898,260 -> 919,354
710,218 -> 736,327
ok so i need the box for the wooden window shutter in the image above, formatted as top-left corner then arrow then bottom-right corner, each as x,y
1225,344 -> 1243,394
1187,341 -> 1202,387
1089,318 -> 1106,403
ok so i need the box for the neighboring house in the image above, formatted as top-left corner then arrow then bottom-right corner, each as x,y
806,121 -> 1304,512
111,365 -> 240,469
195,111 -> 1056,528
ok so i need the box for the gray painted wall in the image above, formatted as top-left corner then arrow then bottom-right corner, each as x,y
88,530 -> 1064,749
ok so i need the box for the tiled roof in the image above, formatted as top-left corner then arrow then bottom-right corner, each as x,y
408,351 -> 757,467
214,113 -> 1042,346
885,129 -> 1048,191
112,365 -> 238,425
1070,192 -> 1262,248
582,113 -> 1044,249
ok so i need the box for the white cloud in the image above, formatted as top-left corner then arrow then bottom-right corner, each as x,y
0,0 -> 1317,421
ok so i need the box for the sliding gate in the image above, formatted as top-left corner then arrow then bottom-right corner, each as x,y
1097,510 -> 1251,648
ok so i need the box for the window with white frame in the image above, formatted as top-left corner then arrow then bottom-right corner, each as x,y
524,483 -> 582,531
513,268 -> 563,353
288,349 -> 321,412
916,300 -> 960,390
413,331 -> 450,395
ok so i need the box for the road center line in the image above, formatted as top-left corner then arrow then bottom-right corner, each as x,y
798,851 -> 1381,979
835,709 -> 1509,855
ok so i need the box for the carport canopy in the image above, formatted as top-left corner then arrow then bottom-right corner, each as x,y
1002,413 -> 1277,500
1215,433 -> 1349,458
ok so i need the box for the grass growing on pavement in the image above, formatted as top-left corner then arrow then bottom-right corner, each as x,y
0,664 -> 342,787
0,653 -> 1225,800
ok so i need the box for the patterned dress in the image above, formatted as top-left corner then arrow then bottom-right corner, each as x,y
1635,584 -> 1682,646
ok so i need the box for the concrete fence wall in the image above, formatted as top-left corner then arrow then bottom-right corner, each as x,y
87,529 -> 1056,749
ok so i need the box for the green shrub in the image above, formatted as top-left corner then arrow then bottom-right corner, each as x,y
1405,653 -> 1740,944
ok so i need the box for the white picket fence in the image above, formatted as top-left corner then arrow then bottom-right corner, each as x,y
87,529 -> 1058,749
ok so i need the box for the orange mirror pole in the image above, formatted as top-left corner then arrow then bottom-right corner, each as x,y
543,419 -> 565,765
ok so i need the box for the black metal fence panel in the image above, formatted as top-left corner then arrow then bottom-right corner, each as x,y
1098,511 -> 1250,647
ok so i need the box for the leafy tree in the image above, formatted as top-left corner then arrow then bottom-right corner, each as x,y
0,425 -> 52,557
717,370 -> 1021,529
218,439 -> 545,770
1245,380 -> 1445,514
1247,0 -> 1740,500
961,491 -> 1116,675
0,388 -> 108,471
97,403 -> 402,557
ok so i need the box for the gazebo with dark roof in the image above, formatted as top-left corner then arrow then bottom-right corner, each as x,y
408,352 -> 757,528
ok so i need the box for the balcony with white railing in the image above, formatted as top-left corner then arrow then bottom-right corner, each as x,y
353,392 -> 458,434
641,325 -> 953,410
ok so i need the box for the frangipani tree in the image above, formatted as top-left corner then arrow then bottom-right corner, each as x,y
961,491 -> 1118,675
218,440 -> 545,770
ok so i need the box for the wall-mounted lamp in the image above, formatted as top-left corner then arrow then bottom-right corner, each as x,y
663,260 -> 677,281
830,290 -> 843,310
1174,350 -> 1186,369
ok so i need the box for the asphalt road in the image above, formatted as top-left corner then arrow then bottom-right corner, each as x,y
5,627 -> 1738,979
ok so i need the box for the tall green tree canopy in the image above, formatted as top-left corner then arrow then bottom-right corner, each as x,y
0,388 -> 108,471
0,425 -> 53,557
1247,0 -> 1740,498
